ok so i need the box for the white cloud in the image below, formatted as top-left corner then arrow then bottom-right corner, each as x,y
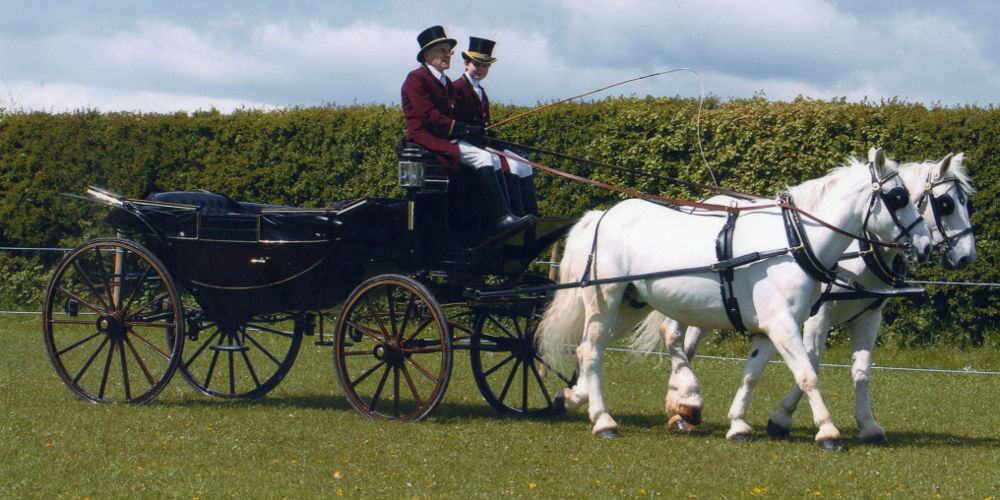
1,80 -> 277,114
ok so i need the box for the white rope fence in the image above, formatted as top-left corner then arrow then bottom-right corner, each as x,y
4,246 -> 999,376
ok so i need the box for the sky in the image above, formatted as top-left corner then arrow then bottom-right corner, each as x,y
2,0 -> 999,114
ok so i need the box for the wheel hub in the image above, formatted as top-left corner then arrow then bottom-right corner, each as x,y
373,342 -> 404,365
96,314 -> 126,340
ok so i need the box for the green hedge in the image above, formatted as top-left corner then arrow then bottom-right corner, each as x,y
1,98 -> 997,347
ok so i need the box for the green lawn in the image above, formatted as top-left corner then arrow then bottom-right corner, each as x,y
3,313 -> 999,498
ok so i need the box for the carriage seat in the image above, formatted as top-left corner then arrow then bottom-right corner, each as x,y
147,190 -> 252,215
395,141 -> 449,193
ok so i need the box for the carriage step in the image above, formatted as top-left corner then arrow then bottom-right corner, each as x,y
209,344 -> 250,352
313,340 -> 334,347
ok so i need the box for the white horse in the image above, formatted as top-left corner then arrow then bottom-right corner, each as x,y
637,149 -> 976,445
537,148 -> 933,450
725,151 -> 975,443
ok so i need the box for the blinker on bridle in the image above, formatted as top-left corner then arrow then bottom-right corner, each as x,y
864,161 -> 922,246
920,175 -> 975,250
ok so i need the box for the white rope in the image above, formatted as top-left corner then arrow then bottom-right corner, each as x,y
605,347 -> 1000,376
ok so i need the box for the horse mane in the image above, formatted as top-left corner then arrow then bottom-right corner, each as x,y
784,156 -> 877,212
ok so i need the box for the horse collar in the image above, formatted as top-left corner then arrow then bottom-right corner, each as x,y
780,193 -> 839,284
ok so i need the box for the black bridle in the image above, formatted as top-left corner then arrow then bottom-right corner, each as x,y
919,175 -> 975,253
860,161 -> 924,252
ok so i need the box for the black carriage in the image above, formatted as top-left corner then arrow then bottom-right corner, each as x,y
42,145 -> 576,421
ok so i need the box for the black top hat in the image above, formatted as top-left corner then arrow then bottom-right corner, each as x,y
462,37 -> 497,64
416,25 -> 457,63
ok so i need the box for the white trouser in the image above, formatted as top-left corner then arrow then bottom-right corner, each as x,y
502,149 -> 534,178
458,141 -> 501,170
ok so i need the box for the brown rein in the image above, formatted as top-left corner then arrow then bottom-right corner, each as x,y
485,146 -> 913,250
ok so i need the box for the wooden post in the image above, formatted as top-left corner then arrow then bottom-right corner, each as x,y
548,242 -> 560,281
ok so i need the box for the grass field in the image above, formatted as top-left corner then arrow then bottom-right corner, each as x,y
3,312 -> 999,498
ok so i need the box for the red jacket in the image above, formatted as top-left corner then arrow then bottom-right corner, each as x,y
452,74 -> 490,129
401,66 -> 461,169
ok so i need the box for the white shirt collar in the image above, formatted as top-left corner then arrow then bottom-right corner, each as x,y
465,72 -> 484,99
424,64 -> 447,85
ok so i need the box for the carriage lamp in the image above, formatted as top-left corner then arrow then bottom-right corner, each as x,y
399,160 -> 426,188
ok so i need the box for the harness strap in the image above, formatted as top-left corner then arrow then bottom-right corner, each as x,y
715,209 -> 746,331
780,193 -> 839,283
858,230 -> 907,287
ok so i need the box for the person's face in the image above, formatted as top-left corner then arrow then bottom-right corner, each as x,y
464,59 -> 491,80
423,42 -> 453,72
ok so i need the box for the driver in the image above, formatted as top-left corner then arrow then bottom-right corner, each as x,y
451,36 -> 538,217
400,25 -> 526,231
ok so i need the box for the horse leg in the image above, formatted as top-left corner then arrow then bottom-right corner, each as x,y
683,325 -> 703,363
564,287 -> 624,438
766,319 -> 844,451
767,305 -> 834,438
725,335 -> 775,442
849,310 -> 887,443
663,320 -> 703,432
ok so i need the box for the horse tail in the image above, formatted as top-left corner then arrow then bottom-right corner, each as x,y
537,210 -> 603,372
629,310 -> 670,354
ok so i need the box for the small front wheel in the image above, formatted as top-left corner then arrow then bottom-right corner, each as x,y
334,274 -> 452,421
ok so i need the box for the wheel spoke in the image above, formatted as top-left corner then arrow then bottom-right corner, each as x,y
481,352 -> 516,378
239,345 -> 263,390
98,338 -> 115,400
118,262 -> 155,313
368,363 -> 392,411
403,355 -> 441,384
399,363 -> 425,408
72,336 -> 110,384
56,332 -> 101,357
497,358 -> 522,404
55,284 -> 106,316
119,340 -> 132,400
349,360 -> 387,389
242,329 -> 282,366
363,293 -> 390,339
124,335 -> 157,386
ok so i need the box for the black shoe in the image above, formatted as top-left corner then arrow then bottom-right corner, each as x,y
475,167 -> 527,232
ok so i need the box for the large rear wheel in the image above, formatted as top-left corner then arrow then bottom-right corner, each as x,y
334,274 -> 452,421
42,238 -> 184,404
176,311 -> 303,399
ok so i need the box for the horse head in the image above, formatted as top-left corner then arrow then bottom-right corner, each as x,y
921,152 -> 977,270
867,147 -> 933,263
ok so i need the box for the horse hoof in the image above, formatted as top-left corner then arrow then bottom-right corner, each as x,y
552,392 -> 567,415
766,419 -> 790,439
817,438 -> 847,452
728,432 -> 753,443
596,428 -> 620,439
668,414 -> 697,433
861,433 -> 887,445
676,405 -> 702,426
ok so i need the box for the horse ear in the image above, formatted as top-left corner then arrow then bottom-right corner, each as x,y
868,147 -> 880,163
937,153 -> 955,176
871,147 -> 887,172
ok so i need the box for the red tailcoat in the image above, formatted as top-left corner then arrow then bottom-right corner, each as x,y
452,74 -> 490,129
401,65 -> 460,169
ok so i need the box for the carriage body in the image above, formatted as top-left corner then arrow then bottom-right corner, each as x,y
44,156 -> 575,417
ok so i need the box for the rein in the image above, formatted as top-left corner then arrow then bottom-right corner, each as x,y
487,146 -> 914,251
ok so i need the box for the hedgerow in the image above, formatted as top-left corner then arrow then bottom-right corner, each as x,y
1,98 -> 997,347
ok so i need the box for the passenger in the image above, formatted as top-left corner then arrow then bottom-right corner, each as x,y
452,36 -> 539,217
400,25 -> 525,231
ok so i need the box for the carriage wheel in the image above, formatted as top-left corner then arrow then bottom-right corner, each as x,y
42,238 -> 184,404
177,311 -> 303,399
334,274 -> 452,421
469,277 -> 577,416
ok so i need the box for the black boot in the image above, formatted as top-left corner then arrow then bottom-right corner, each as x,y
504,172 -> 525,216
520,174 -> 539,216
476,167 -> 524,232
